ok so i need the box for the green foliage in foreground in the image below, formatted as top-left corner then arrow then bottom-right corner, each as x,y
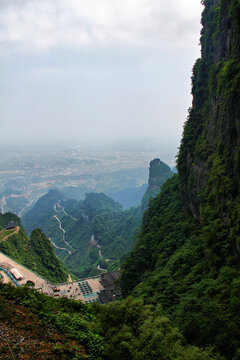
0,283 -> 220,360
0,283 -> 103,360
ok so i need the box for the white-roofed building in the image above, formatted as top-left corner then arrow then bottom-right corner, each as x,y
10,268 -> 23,280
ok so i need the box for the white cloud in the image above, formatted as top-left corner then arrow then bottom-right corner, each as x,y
0,0 -> 202,54
30,66 -> 65,77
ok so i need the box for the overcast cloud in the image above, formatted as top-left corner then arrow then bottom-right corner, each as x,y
0,0 -> 201,52
0,0 -> 203,150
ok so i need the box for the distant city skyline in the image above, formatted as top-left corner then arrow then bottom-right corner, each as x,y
0,0 -> 203,148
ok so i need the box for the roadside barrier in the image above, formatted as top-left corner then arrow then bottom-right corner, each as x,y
0,265 -> 20,287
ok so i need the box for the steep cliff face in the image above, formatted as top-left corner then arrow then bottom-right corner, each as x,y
177,0 -> 240,266
141,159 -> 172,211
178,0 -> 240,224
121,1 -> 240,358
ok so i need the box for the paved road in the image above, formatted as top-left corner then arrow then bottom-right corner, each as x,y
53,214 -> 73,253
0,251 -> 50,290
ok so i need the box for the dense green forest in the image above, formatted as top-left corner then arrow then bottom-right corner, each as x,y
0,283 -> 220,359
22,159 -> 172,277
121,0 -> 240,358
0,213 -> 69,283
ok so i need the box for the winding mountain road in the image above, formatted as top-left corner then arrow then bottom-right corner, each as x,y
55,201 -> 78,220
53,202 -> 107,270
53,214 -> 73,254
50,238 -> 71,255
97,264 -> 107,272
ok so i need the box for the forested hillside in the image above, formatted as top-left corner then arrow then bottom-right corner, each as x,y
22,159 -> 172,277
121,0 -> 240,358
0,213 -> 69,283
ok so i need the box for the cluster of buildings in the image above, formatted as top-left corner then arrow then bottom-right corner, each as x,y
1,222 -> 121,304
51,270 -> 121,304
0,251 -> 121,304
98,271 -> 122,304
4,221 -> 19,230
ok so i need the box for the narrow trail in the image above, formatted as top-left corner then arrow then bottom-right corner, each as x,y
53,215 -> 73,253
0,226 -> 19,242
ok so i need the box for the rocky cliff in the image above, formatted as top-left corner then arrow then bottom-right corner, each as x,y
141,158 -> 172,211
178,0 -> 240,223
121,1 -> 240,358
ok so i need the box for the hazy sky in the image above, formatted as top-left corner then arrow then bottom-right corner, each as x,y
0,0 -> 203,148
